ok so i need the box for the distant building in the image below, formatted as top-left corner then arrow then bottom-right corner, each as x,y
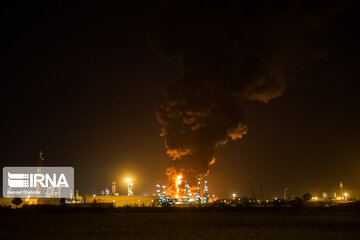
84,195 -> 158,207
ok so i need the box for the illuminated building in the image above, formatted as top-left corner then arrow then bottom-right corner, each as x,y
84,195 -> 158,207
334,182 -> 349,201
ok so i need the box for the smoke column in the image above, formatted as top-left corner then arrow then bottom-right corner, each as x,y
150,1 -> 342,194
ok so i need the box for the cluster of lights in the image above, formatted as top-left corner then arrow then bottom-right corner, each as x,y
203,179 -> 209,203
157,185 -> 169,204
156,184 -> 161,198
196,178 -> 201,203
125,178 -> 133,196
156,176 -> 211,205
25,197 -> 33,204
336,192 -> 349,201
184,180 -> 190,200
162,186 -> 166,196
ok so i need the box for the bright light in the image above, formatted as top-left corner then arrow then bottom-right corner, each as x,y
312,197 -> 318,200
125,178 -> 133,195
344,193 -> 348,196
176,175 -> 182,185
175,174 -> 183,195
232,193 -> 236,198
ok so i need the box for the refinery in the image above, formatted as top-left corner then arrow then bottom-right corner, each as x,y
1,176 -> 358,209
1,152 -> 359,209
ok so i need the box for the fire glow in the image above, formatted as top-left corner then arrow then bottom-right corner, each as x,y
175,174 -> 182,198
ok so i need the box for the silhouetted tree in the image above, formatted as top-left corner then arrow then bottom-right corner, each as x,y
11,198 -> 23,208
60,198 -> 66,205
302,193 -> 312,201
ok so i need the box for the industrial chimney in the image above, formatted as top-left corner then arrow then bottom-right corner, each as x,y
196,177 -> 201,203
162,185 -> 166,197
112,181 -> 116,195
284,187 -> 288,201
203,179 -> 209,203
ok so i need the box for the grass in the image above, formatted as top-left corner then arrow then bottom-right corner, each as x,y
1,208 -> 360,240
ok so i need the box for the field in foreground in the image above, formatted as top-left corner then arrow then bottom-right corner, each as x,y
1,208 -> 360,240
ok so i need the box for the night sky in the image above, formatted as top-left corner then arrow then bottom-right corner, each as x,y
1,1 -> 359,199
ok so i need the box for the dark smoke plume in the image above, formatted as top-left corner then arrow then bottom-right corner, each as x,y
151,1 -> 343,193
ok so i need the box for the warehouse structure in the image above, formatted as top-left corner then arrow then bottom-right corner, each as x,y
84,195 -> 158,207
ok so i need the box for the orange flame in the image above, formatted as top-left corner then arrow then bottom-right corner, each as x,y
175,174 -> 183,198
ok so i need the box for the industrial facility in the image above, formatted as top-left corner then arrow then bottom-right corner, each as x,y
1,151 -> 359,209
154,177 -> 211,206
